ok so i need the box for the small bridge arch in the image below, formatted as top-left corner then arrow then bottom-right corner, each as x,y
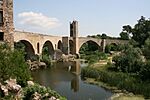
57,40 -> 63,51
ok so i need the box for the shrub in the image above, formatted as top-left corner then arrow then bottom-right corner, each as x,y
81,67 -> 99,79
40,54 -> 52,67
22,84 -> 66,100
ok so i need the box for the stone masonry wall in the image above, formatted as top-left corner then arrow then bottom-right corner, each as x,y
0,0 -> 14,47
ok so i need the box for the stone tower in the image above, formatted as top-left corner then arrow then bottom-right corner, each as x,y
70,20 -> 78,38
0,0 -> 14,47
70,20 -> 79,54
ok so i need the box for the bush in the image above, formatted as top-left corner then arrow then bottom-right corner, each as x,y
140,61 -> 150,81
40,54 -> 52,67
80,51 -> 107,64
81,67 -> 99,79
23,84 -> 66,100
0,44 -> 31,86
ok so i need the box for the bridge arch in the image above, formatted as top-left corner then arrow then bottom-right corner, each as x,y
17,40 -> 35,60
105,42 -> 120,53
78,40 -> 100,54
42,40 -> 55,58
57,40 -> 63,51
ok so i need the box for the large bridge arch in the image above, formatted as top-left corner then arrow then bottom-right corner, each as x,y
42,40 -> 55,58
78,38 -> 103,53
16,40 -> 35,60
78,40 -> 101,54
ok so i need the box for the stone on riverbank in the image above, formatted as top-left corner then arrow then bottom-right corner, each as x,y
27,60 -> 47,71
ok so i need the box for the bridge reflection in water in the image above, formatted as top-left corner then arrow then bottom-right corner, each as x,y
31,61 -> 113,100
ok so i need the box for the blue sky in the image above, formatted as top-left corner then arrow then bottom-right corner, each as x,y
14,0 -> 150,37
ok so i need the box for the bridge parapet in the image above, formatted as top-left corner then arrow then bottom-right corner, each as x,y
105,39 -> 128,45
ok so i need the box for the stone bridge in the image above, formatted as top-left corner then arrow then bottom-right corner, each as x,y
13,24 -> 128,59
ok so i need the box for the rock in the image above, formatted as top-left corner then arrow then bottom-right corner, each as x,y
5,78 -> 21,92
12,84 -> 21,92
39,62 -> 46,68
42,93 -> 49,98
29,61 -> 47,71
0,85 -> 8,96
33,92 -> 41,100
27,81 -> 35,86
49,96 -> 56,100
57,54 -> 76,62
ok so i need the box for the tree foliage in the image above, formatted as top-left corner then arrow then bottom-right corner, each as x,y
122,16 -> 150,47
0,44 -> 31,86
112,45 -> 143,73
120,32 -> 129,40
142,38 -> 150,59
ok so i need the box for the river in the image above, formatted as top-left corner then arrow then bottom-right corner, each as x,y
31,61 -> 113,100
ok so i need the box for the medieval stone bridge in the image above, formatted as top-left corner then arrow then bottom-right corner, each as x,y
13,22 -> 128,59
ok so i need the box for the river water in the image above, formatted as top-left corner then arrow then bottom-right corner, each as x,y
32,61 -> 113,100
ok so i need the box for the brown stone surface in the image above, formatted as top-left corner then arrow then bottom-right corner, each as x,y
0,0 -> 14,47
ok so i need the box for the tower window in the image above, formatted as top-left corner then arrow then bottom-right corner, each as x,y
0,11 -> 3,25
0,32 -> 4,41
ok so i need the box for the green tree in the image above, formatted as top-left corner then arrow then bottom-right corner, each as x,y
120,32 -> 129,40
122,25 -> 132,33
131,16 -> 150,47
113,45 -> 143,73
101,33 -> 107,39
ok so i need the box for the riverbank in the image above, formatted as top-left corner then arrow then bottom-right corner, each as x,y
84,78 -> 144,100
81,62 -> 147,100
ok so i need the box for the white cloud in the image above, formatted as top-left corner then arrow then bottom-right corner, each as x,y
18,11 -> 61,29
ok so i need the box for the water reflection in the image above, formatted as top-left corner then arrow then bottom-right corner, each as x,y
71,75 -> 79,92
32,61 -> 113,100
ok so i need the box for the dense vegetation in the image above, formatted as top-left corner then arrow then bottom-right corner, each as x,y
41,46 -> 52,67
0,43 -> 31,86
23,83 -> 66,100
81,67 -> 150,98
81,16 -> 150,98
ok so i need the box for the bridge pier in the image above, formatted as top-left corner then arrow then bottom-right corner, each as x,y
101,39 -> 106,52
62,37 -> 70,55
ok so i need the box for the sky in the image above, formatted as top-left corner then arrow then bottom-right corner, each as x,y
14,0 -> 150,37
